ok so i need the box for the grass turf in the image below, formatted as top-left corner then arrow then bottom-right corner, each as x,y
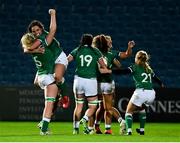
0,122 -> 179,142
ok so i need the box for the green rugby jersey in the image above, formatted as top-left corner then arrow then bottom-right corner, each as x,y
38,31 -> 62,60
129,64 -> 154,90
32,47 -> 55,75
111,49 -> 120,58
97,51 -> 116,83
70,46 -> 103,78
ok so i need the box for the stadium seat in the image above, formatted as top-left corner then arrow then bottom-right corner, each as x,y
0,0 -> 179,88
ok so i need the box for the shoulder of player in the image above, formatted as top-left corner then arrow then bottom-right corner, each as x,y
128,64 -> 137,72
107,51 -> 116,57
92,47 -> 99,51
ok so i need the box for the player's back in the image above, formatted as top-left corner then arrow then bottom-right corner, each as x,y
131,64 -> 153,90
74,45 -> 102,78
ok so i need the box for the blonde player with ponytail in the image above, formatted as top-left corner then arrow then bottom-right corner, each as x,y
113,50 -> 164,135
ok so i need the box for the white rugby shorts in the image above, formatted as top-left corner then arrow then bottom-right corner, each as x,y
38,74 -> 55,89
73,76 -> 97,97
55,51 -> 68,69
98,80 -> 115,94
130,89 -> 155,107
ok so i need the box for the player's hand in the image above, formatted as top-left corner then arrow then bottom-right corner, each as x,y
36,47 -> 45,54
49,9 -> 56,15
128,40 -> 135,49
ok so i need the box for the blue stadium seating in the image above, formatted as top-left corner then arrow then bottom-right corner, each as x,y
0,0 -> 179,87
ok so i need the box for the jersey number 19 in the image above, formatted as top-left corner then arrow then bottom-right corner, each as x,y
79,55 -> 92,67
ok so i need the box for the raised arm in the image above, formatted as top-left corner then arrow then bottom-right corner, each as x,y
45,9 -> 57,45
23,9 -> 57,53
119,40 -> 135,59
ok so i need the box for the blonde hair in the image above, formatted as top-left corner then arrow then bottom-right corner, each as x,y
92,35 -> 100,48
21,33 -> 35,50
105,35 -> 112,49
105,35 -> 111,41
135,50 -> 152,73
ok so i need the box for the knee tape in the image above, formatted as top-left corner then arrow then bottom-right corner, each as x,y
88,99 -> 98,106
45,97 -> 56,102
75,98 -> 84,104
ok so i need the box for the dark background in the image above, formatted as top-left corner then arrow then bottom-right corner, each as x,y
0,0 -> 179,121
0,0 -> 180,87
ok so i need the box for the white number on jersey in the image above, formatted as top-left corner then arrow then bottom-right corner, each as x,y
33,56 -> 42,67
141,73 -> 152,83
79,55 -> 92,67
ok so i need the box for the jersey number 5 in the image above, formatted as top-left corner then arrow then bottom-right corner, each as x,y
33,56 -> 42,67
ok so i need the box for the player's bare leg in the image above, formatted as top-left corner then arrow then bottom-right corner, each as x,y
73,94 -> 84,134
103,94 -> 113,134
80,96 -> 98,134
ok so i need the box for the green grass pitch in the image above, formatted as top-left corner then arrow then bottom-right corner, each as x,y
0,122 -> 180,142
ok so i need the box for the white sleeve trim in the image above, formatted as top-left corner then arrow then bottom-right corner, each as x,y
128,67 -> 133,73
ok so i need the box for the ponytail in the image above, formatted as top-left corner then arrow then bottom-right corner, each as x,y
136,50 -> 152,73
